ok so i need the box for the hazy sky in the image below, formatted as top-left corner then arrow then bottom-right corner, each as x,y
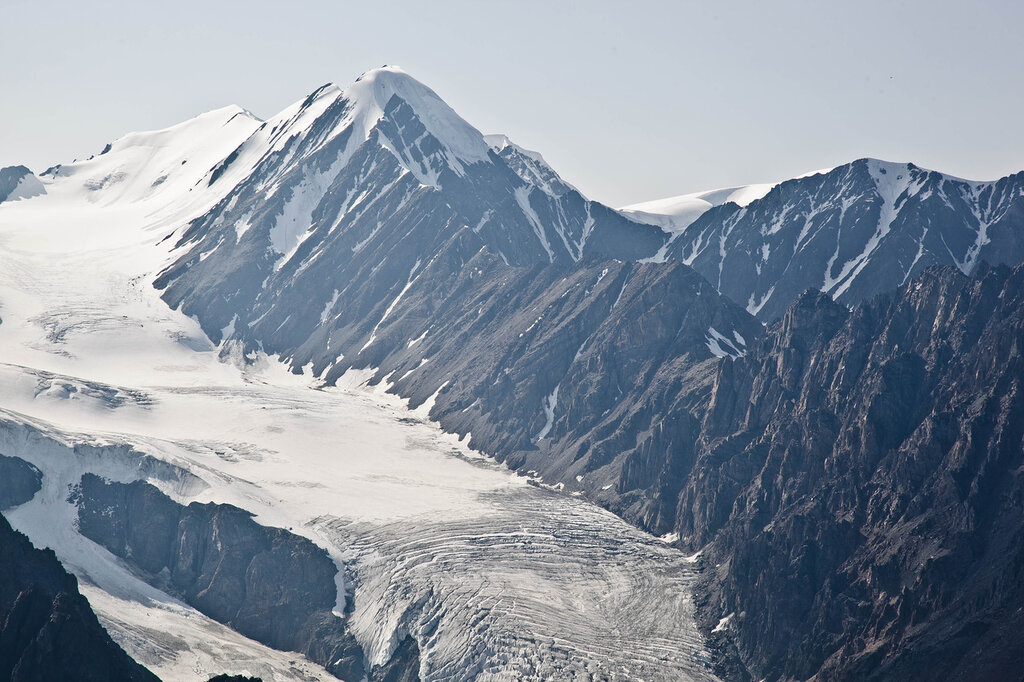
3,1 -> 1022,206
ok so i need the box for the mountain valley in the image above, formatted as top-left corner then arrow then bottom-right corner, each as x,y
1,65 -> 1022,682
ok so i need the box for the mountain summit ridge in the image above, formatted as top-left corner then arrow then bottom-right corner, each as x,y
639,157 -> 1024,319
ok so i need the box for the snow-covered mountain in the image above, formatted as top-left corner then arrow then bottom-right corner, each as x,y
148,67 -> 759,519
4,61 -> 1024,682
0,66 -> 737,681
628,159 -> 1024,320
158,66 -> 662,309
620,182 -> 780,234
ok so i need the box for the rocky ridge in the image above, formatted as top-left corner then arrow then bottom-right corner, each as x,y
659,159 -> 1024,321
674,263 -> 1024,681
0,511 -> 159,681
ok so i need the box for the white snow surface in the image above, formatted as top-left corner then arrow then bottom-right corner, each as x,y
620,184 -> 774,233
0,133 -> 717,680
345,66 -> 491,170
620,167 -> 835,233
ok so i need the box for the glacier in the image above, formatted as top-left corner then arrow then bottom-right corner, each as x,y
0,72 -> 718,681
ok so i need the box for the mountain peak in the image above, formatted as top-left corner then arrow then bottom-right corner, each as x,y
342,65 -> 490,168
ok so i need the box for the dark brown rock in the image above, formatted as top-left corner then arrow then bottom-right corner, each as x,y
0,455 -> 42,511
678,263 -> 1024,682
0,512 -> 159,681
76,475 -> 367,681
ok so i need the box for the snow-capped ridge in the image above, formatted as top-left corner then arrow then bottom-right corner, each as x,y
484,134 -> 546,165
33,105 -> 263,213
664,155 -> 1024,321
104,105 -> 262,156
342,65 -> 491,169
485,132 -> 580,198
234,66 -> 493,192
853,157 -> 1003,186
619,166 -> 837,234
620,158 -> 984,237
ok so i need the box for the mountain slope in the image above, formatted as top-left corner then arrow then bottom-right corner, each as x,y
155,67 -> 664,345
149,66 -> 760,515
634,159 -> 1024,320
323,254 -> 760,531
0,512 -> 160,682
675,262 -> 1024,681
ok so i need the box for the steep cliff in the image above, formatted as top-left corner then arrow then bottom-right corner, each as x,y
0,512 -> 160,682
74,475 -> 376,681
677,263 -> 1024,681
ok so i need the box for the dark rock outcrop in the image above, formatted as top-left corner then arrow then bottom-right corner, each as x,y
0,166 -> 44,203
75,475 -> 367,681
0,455 -> 42,510
0,512 -> 159,681
676,263 -> 1024,682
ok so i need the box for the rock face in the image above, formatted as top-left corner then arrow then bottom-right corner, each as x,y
664,159 -> 1024,321
675,263 -> 1024,681
0,512 -> 159,682
338,256 -> 759,530
74,474 -> 374,681
0,166 -> 45,203
151,68 -> 762,523
0,455 -> 42,510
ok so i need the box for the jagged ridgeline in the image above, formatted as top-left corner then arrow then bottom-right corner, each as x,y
624,159 -> 1024,321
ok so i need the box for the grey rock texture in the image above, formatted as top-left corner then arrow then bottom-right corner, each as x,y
75,475 -> 370,681
0,455 -> 42,510
0,512 -> 159,682
356,255 -> 759,532
668,159 -> 1024,321
675,263 -> 1024,682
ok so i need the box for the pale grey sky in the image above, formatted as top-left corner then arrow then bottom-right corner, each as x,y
2,0 -> 1022,206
